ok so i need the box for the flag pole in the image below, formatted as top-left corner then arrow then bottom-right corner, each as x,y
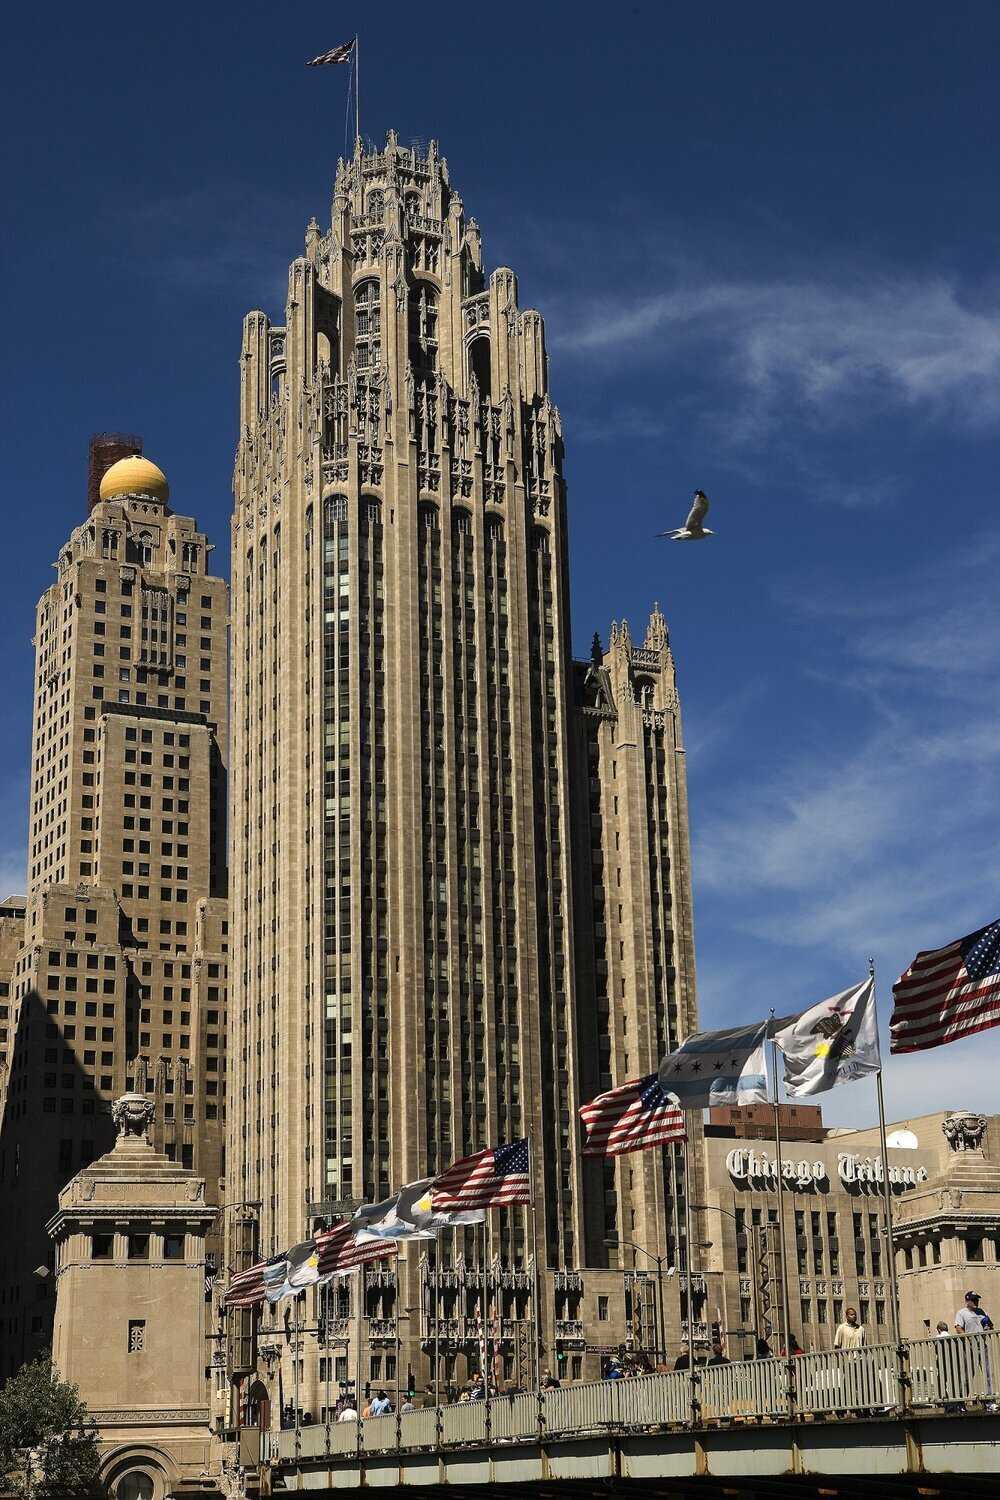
323,1282 -> 332,1430
480,1218 -> 490,1390
869,957 -> 902,1348
293,1293 -> 302,1444
355,1267 -> 364,1413
432,1252 -> 441,1410
682,1132 -> 698,1424
354,36 -> 360,147
768,1015 -> 793,1366
527,1131 -> 543,1395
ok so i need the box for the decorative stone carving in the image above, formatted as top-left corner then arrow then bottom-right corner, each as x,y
943,1112 -> 987,1152
111,1092 -> 155,1140
216,1451 -> 249,1500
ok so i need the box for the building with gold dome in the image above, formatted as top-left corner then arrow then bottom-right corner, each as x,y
0,435 -> 229,1376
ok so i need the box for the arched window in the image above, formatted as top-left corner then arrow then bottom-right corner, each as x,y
102,530 -> 119,559
409,285 -> 438,371
137,532 -> 153,567
354,279 -> 381,370
468,335 -> 492,399
404,191 -> 421,221
366,189 -> 384,221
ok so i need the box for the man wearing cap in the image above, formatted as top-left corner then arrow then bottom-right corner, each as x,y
955,1292 -> 993,1335
955,1292 -> 996,1411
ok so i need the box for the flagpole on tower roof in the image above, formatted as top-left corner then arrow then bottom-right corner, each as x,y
355,36 -> 361,149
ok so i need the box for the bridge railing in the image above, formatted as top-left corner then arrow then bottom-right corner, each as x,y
700,1354 -> 787,1420
909,1330 -> 998,1407
268,1331 -> 1000,1463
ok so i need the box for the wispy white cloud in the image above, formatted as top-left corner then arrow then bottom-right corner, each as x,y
691,530 -> 1000,1021
549,267 -> 1000,438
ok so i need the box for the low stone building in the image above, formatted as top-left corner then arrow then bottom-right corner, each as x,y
47,1093 -> 222,1499
697,1106 -> 1000,1354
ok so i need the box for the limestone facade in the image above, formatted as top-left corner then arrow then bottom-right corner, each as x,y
698,1107 -> 1000,1353
47,1093 -> 220,1499
0,441 -> 230,1375
227,132 -> 699,1410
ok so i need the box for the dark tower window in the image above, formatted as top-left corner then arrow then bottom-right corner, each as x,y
409,285 -> 438,372
355,280 -> 381,370
468,336 -> 492,400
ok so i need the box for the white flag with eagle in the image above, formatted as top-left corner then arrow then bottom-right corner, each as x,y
773,976 -> 880,1097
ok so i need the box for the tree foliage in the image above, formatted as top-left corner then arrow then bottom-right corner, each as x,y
0,1358 -> 102,1497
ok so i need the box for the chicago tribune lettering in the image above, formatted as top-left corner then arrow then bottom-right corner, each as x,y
725,1147 -> 928,1193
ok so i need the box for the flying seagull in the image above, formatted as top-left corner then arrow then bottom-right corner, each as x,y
659,489 -> 714,541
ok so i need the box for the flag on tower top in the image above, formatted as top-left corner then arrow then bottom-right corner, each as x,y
891,918 -> 1000,1053
431,1140 -> 531,1210
306,39 -> 356,67
579,1075 -> 687,1158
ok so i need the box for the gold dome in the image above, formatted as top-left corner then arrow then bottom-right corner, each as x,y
99,454 -> 170,504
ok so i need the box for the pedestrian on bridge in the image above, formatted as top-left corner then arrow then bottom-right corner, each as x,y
955,1291 -> 993,1335
834,1306 -> 866,1350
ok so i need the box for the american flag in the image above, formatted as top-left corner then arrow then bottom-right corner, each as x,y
223,1252 -> 286,1310
306,39 -> 356,67
891,918 -> 1000,1053
431,1139 -> 531,1210
315,1221 -> 398,1277
580,1075 -> 687,1157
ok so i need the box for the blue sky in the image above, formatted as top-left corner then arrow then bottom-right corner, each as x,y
4,1 -> 1000,1125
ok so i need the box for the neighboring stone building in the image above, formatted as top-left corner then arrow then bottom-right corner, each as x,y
0,439 -> 230,1375
852,1109 -> 1000,1339
227,132 -> 699,1410
47,1093 -> 219,1500
697,1105 -> 1000,1353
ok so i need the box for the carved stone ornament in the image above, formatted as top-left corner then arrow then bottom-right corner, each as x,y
942,1111 -> 987,1153
111,1092 -> 155,1140
215,1451 -> 249,1500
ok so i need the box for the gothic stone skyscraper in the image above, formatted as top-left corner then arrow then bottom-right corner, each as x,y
229,133 -> 698,1397
0,442 -> 229,1375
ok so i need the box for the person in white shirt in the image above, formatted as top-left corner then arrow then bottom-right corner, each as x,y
955,1292 -> 989,1335
337,1403 -> 358,1422
935,1321 -> 952,1338
833,1306 -> 865,1350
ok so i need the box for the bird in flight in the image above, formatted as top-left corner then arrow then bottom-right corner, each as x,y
659,489 -> 714,541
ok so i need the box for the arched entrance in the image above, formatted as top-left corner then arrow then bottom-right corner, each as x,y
245,1379 -> 271,1430
101,1448 -> 176,1500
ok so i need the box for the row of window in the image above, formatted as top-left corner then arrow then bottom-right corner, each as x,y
91,1232 -> 186,1260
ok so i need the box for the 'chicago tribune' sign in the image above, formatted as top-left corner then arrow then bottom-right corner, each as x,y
725,1147 -> 928,1195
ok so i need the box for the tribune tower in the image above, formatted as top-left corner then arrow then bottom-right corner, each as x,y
229,133 -> 699,1399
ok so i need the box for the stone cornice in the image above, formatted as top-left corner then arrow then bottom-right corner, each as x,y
90,1407 -> 211,1426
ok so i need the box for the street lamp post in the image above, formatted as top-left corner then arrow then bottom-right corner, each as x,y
618,1239 -> 670,1366
395,1307 -> 416,1420
692,1203 -> 777,1360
